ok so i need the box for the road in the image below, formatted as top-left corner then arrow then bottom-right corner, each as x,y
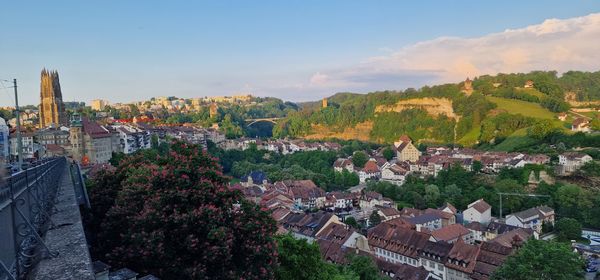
569,110 -> 593,120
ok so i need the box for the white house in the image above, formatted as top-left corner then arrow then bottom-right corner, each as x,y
381,163 -> 409,185
505,206 -> 555,234
558,152 -> 593,174
356,160 -> 381,183
376,205 -> 403,221
571,118 -> 591,132
359,192 -> 393,210
10,131 -> 40,160
327,192 -> 354,210
463,199 -> 491,225
408,213 -> 443,232
333,158 -> 354,173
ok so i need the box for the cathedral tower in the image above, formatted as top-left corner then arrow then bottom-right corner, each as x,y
39,69 -> 67,128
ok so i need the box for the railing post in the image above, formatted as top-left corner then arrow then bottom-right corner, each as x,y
0,158 -> 66,279
9,176 -> 20,278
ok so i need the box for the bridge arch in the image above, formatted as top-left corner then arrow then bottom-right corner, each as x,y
244,118 -> 281,126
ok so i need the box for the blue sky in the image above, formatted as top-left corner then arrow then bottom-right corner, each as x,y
1,1 -> 600,106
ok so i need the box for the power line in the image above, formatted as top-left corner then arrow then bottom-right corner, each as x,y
497,192 -> 551,219
0,80 -> 16,105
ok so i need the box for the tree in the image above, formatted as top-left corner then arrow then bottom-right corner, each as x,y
494,179 -> 524,214
442,184 -> 463,209
87,141 -> 277,279
150,134 -> 159,148
591,119 -> 600,131
109,152 -> 126,166
369,211 -> 382,227
382,147 -> 395,161
580,161 -> 600,176
472,160 -> 483,173
346,255 -> 385,280
424,184 -> 441,208
221,113 -> 243,138
527,119 -> 557,139
352,151 -> 368,168
555,184 -> 592,220
491,239 -> 584,280
555,218 -> 582,242
275,234 -> 358,280
541,221 -> 554,234
344,216 -> 360,229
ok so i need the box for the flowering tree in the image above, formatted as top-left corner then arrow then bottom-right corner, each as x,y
87,141 -> 277,279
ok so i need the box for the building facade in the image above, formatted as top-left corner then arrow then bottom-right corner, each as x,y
0,117 -> 8,160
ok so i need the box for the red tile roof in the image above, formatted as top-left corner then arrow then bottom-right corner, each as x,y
376,206 -> 402,218
315,223 -> 355,245
82,118 -> 111,138
469,199 -> 491,213
362,160 -> 380,173
398,135 -> 412,144
491,228 -> 533,248
431,224 -> 470,242
271,207 -> 291,222
376,259 -> 431,280
446,240 -> 480,274
368,222 -> 430,259
471,242 -> 513,280
572,117 -> 590,127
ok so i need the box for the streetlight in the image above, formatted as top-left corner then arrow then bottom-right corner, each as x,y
2,79 -> 23,171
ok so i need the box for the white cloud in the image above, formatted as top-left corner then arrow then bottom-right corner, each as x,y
309,72 -> 329,86
299,13 -> 600,96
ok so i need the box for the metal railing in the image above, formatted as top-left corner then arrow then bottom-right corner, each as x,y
0,157 -> 66,280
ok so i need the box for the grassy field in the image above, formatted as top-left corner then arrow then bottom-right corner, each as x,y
492,128 -> 538,151
485,96 -> 575,151
485,96 -> 555,119
458,126 -> 481,146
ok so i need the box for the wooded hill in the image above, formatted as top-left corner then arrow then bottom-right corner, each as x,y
274,70 -> 600,149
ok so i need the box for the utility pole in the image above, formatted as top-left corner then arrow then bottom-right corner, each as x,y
498,192 -> 550,219
13,79 -> 23,171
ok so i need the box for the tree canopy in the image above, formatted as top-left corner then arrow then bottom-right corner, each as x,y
275,235 -> 384,280
352,151 -> 368,168
555,218 -> 582,242
85,141 -> 277,279
491,239 -> 584,280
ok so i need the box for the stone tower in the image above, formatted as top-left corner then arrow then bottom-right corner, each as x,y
209,103 -> 218,118
39,69 -> 67,128
322,98 -> 328,108
461,77 -> 474,95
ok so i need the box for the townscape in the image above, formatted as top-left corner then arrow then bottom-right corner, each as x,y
2,2 -> 600,280
1,67 -> 599,280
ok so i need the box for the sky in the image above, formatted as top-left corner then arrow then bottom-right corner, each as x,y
1,1 -> 600,106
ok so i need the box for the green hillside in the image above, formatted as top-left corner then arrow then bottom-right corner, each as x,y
484,96 -> 576,151
485,96 -> 555,119
274,70 -> 600,148
492,128 -> 537,151
457,126 -> 481,146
